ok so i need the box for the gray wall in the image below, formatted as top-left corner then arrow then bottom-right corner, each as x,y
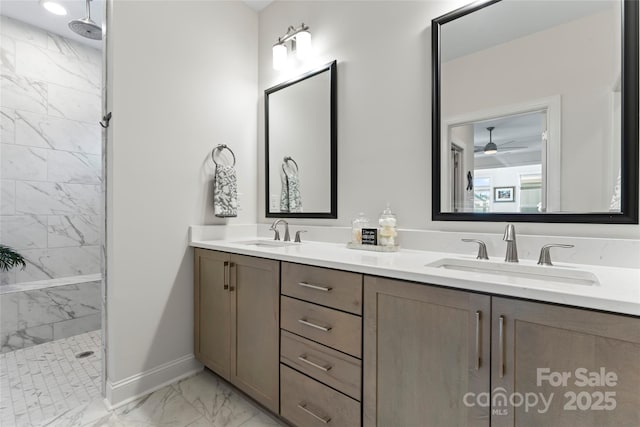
257,0 -> 640,239
105,0 -> 258,403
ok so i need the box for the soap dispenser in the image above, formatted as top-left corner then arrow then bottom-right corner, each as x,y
351,212 -> 369,244
378,204 -> 397,247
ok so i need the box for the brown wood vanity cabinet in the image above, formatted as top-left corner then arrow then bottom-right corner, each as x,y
363,276 -> 491,427
279,262 -> 363,427
363,276 -> 640,427
491,297 -> 640,427
193,249 -> 280,413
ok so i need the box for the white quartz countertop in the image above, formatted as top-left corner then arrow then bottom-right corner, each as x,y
190,238 -> 640,317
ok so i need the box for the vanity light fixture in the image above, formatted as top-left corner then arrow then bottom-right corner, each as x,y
272,23 -> 312,70
40,0 -> 67,15
484,126 -> 498,155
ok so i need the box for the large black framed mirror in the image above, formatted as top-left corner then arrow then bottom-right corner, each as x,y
265,61 -> 337,218
432,0 -> 638,223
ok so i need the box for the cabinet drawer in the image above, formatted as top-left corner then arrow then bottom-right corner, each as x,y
281,296 -> 362,358
280,330 -> 361,401
281,364 -> 360,427
282,262 -> 362,315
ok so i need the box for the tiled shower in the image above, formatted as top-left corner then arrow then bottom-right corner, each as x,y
0,15 -> 102,353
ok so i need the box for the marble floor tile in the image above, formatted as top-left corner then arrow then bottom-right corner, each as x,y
0,330 -> 102,426
1,333 -> 284,427
114,385 -> 204,427
42,398 -> 110,427
171,370 -> 269,426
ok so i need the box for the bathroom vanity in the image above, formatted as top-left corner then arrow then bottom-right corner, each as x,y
192,238 -> 640,427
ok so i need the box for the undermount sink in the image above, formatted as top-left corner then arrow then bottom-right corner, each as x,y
235,240 -> 299,248
426,258 -> 600,286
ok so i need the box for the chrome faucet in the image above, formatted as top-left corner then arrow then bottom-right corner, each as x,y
270,219 -> 290,241
503,224 -> 518,263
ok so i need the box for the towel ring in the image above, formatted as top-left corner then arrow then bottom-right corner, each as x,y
212,144 -> 236,167
282,156 -> 299,172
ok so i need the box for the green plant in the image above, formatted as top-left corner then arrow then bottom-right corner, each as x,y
0,244 -> 26,272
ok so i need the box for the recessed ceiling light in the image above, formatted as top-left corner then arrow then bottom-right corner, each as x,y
41,0 -> 68,16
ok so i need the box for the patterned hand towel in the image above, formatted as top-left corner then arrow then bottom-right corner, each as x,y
280,167 -> 302,213
214,164 -> 238,217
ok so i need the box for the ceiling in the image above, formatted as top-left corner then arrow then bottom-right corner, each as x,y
1,0 -> 104,49
0,0 -> 272,50
441,0 -> 615,62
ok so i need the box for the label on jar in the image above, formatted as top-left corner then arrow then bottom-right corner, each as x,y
361,228 -> 378,245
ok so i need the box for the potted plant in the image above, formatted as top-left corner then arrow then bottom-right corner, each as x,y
0,244 -> 26,272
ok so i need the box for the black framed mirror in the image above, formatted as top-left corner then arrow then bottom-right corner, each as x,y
432,0 -> 638,223
265,61 -> 337,218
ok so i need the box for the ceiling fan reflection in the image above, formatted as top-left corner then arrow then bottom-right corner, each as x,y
474,126 -> 527,155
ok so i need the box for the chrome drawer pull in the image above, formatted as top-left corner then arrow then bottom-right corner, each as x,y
298,318 -> 332,332
298,281 -> 332,292
223,261 -> 229,290
475,310 -> 481,370
298,354 -> 332,372
297,402 -> 331,424
499,315 -> 505,378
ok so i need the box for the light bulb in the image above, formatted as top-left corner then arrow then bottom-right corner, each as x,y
295,30 -> 312,59
273,43 -> 287,70
41,0 -> 67,15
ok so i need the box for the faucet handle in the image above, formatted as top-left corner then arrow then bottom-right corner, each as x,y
294,230 -> 307,243
462,239 -> 489,260
537,244 -> 574,266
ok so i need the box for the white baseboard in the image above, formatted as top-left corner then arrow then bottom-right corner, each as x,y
104,354 -> 203,409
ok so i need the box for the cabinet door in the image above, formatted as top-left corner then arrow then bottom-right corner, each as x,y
194,249 -> 231,380
229,254 -> 280,413
492,297 -> 640,427
363,277 -> 491,427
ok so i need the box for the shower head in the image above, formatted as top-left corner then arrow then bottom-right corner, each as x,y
68,0 -> 102,40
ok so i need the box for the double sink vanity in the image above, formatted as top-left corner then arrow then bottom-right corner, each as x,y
190,228 -> 640,427
193,0 -> 640,424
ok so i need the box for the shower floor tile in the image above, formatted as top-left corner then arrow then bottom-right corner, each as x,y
0,331 -> 285,426
0,330 -> 102,427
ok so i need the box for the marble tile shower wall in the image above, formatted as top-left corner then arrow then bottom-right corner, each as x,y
0,281 -> 101,353
0,16 -> 102,285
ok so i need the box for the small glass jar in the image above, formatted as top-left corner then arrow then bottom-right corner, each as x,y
351,212 -> 369,244
378,204 -> 397,247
